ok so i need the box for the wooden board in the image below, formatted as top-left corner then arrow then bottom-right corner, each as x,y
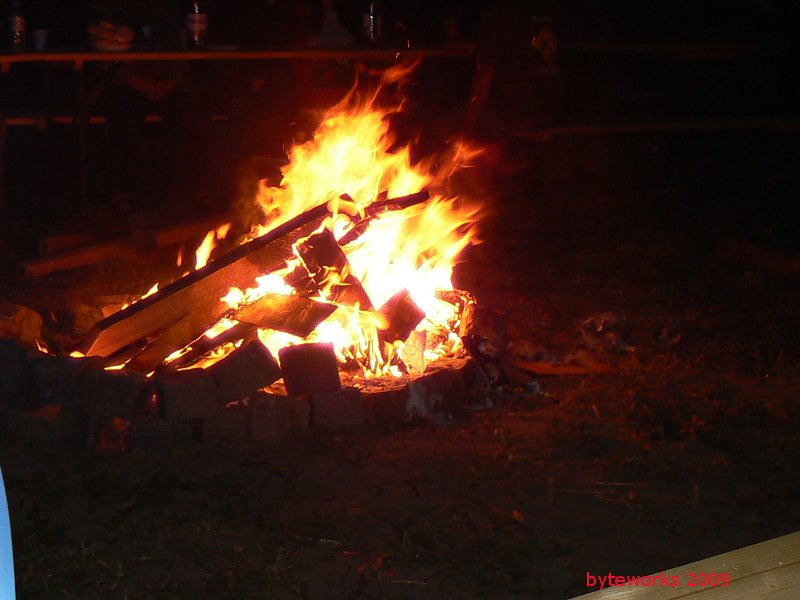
570,531 -> 800,599
78,202 -> 331,357
235,293 -> 336,338
22,239 -> 135,278
125,304 -> 231,373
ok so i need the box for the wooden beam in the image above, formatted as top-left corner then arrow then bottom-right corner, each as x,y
125,305 -> 230,374
78,202 -> 332,358
22,239 -> 135,278
38,233 -> 92,255
296,228 -> 372,309
506,358 -> 613,376
235,293 -> 336,338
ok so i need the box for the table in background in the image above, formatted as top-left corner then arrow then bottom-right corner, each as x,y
0,44 -> 476,227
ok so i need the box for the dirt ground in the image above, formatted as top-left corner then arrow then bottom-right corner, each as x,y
2,129 -> 800,599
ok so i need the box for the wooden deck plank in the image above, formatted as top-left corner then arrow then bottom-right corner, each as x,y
572,531 -> 800,599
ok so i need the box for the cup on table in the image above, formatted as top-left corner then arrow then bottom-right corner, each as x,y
33,29 -> 49,51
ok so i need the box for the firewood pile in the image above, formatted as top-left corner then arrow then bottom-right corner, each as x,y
0,190 -> 489,449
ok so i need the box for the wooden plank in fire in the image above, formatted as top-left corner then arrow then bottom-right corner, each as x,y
235,293 -> 337,337
165,322 -> 256,372
163,294 -> 335,371
378,288 -> 425,344
79,191 -> 429,359
296,228 -> 373,309
78,202 -> 332,358
125,304 -> 230,373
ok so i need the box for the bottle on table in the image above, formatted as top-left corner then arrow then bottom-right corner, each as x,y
363,1 -> 383,44
7,0 -> 26,50
185,0 -> 208,49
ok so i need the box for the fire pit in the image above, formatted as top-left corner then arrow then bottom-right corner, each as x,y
1,73 -> 489,447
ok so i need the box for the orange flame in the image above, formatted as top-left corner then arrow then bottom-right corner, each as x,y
246,78 -> 483,376
194,223 -> 232,270
121,68 -> 483,378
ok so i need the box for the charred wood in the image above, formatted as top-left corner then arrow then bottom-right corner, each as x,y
377,289 -> 425,344
297,228 -> 372,309
234,293 -> 337,338
126,306 -> 230,374
165,322 -> 256,371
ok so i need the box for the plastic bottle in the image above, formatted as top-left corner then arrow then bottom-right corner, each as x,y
364,1 -> 383,44
7,0 -> 26,50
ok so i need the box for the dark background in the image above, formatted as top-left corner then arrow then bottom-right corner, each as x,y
1,0 -> 799,252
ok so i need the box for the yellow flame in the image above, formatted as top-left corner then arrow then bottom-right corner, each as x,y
195,230 -> 216,270
109,71 -> 482,378
142,283 -> 159,299
193,223 -> 232,271
247,86 -> 482,376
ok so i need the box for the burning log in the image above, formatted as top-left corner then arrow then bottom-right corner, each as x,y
278,342 -> 342,397
234,293 -> 337,337
377,289 -> 425,344
157,340 -> 280,420
79,191 -> 429,359
161,294 -> 336,371
296,228 -> 373,309
126,307 -> 229,373
337,191 -> 431,245
436,289 -> 476,339
165,322 -> 256,371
